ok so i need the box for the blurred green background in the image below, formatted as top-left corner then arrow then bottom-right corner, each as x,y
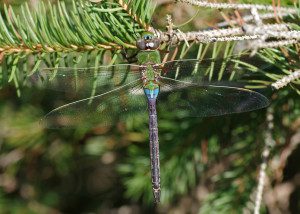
0,0 -> 299,214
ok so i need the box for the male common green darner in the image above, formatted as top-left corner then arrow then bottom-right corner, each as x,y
34,32 -> 269,203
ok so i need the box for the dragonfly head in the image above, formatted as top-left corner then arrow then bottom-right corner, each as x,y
136,32 -> 160,51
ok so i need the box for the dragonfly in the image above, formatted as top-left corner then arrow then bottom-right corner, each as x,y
34,31 -> 270,203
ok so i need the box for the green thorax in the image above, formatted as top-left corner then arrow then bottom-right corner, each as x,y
137,50 -> 161,90
137,50 -> 161,65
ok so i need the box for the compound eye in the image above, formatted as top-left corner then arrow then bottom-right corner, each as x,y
144,35 -> 152,40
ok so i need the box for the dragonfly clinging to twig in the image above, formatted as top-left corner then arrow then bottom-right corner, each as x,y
33,31 -> 269,203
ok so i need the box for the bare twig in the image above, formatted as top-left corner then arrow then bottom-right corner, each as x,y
157,23 -> 299,45
252,39 -> 299,49
271,70 -> 300,89
176,0 -> 297,13
254,107 -> 275,214
217,12 -> 295,27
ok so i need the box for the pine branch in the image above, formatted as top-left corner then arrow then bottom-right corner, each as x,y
0,0 -> 156,94
160,2 -> 300,93
0,0 -> 154,55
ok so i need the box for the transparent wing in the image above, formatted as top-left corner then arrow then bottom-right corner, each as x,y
158,77 -> 269,117
42,79 -> 147,129
29,64 -> 142,97
159,55 -> 260,82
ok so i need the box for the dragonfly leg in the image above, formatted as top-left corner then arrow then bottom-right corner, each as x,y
121,49 -> 138,63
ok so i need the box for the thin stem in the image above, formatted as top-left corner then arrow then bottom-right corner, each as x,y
254,107 -> 275,214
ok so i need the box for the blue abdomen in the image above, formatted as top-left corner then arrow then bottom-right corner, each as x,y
144,88 -> 160,100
